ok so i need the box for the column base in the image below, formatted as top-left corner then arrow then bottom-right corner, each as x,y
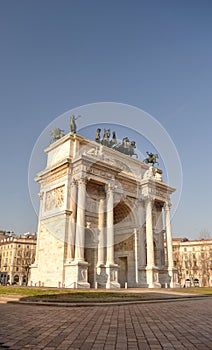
168,267 -> 180,288
137,266 -> 148,288
105,264 -> 120,289
146,266 -> 161,288
64,260 -> 90,289
96,265 -> 107,288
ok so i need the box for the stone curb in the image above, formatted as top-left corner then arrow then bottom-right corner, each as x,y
4,295 -> 210,307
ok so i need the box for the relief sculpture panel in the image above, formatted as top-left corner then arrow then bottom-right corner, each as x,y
45,185 -> 65,211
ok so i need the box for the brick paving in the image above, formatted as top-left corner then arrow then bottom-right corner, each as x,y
0,298 -> 211,349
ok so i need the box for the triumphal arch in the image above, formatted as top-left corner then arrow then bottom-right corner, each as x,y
30,122 -> 178,288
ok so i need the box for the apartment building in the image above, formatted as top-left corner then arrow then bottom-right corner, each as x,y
0,232 -> 37,285
171,238 -> 212,287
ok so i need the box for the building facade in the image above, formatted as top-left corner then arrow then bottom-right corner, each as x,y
171,238 -> 212,287
0,233 -> 36,285
30,132 -> 178,289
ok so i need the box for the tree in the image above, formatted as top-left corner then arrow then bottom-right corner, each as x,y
199,229 -> 211,240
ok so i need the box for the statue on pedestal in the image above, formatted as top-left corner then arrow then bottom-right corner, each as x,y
70,115 -> 81,134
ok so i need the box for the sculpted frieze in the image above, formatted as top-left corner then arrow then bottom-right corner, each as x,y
45,185 -> 65,211
72,165 -> 81,175
120,180 -> 137,194
114,235 -> 133,252
87,166 -> 112,179
42,167 -> 67,185
155,189 -> 168,200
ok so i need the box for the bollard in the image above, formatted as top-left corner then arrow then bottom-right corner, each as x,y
125,282 -> 128,289
58,281 -> 61,288
95,282 -> 98,289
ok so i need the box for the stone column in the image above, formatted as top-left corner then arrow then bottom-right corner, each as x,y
106,184 -> 114,265
164,202 -> 174,270
134,228 -> 138,284
145,197 -> 161,288
105,182 -> 120,289
155,204 -> 165,268
145,197 -> 155,267
70,179 -> 78,259
97,198 -> 105,266
74,178 -> 86,261
66,177 -> 89,289
164,201 -> 179,288
137,199 -> 146,267
66,179 -> 78,262
137,199 -> 147,287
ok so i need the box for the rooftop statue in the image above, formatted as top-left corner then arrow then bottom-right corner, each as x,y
144,152 -> 159,166
94,128 -> 137,157
101,129 -> 111,146
111,131 -> 117,145
95,128 -> 101,143
113,137 -> 138,158
50,128 -> 65,143
70,115 -> 81,134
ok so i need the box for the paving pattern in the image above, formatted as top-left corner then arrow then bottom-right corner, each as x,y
0,298 -> 211,349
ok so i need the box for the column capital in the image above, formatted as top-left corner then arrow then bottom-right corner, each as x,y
38,192 -> 44,200
164,201 -> 172,210
136,196 -> 144,204
144,195 -> 154,205
78,176 -> 88,186
71,178 -> 78,187
106,180 -> 116,194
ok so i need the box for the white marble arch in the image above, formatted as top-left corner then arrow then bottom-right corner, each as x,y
30,133 -> 178,289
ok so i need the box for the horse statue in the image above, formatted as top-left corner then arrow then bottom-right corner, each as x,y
95,128 -> 101,143
144,152 -> 159,166
111,131 -> 117,145
113,137 -> 138,158
128,141 -> 138,158
50,128 -> 65,143
70,114 -> 81,134
101,129 -> 111,146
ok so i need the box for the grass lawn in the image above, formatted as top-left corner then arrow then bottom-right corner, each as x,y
0,286 -> 160,301
0,286 -> 211,302
173,287 -> 212,295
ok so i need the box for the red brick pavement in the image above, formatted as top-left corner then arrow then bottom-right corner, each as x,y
0,298 -> 211,350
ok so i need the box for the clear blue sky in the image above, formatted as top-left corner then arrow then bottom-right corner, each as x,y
0,0 -> 211,239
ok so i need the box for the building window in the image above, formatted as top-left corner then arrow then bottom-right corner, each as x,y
184,248 -> 187,252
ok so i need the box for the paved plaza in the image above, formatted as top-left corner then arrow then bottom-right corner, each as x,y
0,298 -> 211,350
